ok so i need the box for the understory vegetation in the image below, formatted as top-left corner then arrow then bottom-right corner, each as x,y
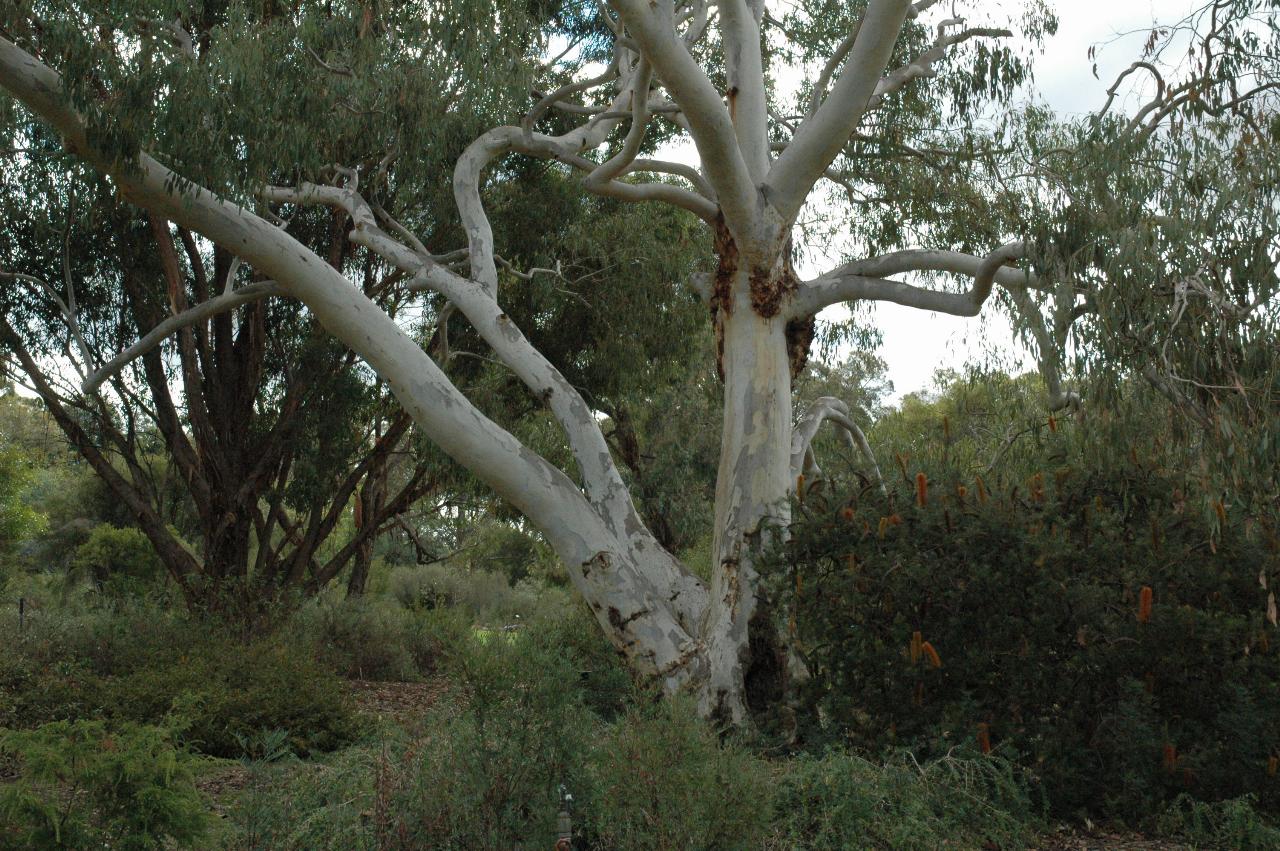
2,371 -> 1278,849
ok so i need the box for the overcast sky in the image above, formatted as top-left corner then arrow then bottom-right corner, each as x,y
847,1 -> 1199,403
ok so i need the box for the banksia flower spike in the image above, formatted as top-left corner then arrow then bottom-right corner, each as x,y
1268,756 -> 1277,777
796,474 -> 806,503
956,484 -> 968,502
913,683 -> 924,706
916,472 -> 929,507
910,631 -> 923,665
976,474 -> 989,504
1214,499 -> 1227,527
922,641 -> 942,668
1048,414 -> 1058,433
1030,473 -> 1044,503
840,506 -> 855,521
895,451 -> 909,481
1162,743 -> 1178,773
1138,586 -> 1154,624
977,723 -> 992,755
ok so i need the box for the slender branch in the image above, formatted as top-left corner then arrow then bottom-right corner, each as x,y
82,280 -> 284,394
1005,286 -> 1081,412
584,59 -> 654,190
866,23 -> 1013,111
791,396 -> 886,495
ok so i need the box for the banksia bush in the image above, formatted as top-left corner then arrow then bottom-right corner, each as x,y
766,446 -> 1280,822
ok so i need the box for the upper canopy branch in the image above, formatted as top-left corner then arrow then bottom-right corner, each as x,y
765,0 -> 913,223
608,0 -> 760,238
866,21 -> 1013,112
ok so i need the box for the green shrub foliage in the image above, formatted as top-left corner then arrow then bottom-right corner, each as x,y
0,605 -> 356,758
771,456 -> 1280,820
0,719 -> 207,850
775,749 -> 1041,850
582,697 -> 774,849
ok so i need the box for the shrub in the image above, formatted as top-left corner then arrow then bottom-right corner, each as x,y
770,457 -> 1280,821
0,719 -> 207,850
0,602 -> 357,758
224,622 -> 601,849
68,524 -> 163,597
386,561 -> 562,626
293,594 -> 453,681
773,749 -> 1041,850
1155,794 -> 1280,850
106,637 -> 357,758
582,697 -> 774,850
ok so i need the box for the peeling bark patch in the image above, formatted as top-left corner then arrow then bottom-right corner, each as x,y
607,605 -> 649,632
581,550 -> 611,580
748,253 -> 800,320
711,214 -> 737,383
720,559 -> 741,619
711,214 -> 737,319
785,314 -> 815,378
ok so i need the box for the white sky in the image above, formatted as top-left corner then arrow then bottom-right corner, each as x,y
843,1 -> 1200,402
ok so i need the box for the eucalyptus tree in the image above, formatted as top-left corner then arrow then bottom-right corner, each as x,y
0,164 -> 441,614
1,0 -> 1276,722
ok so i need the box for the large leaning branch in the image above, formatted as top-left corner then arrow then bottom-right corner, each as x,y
0,34 -> 712,687
787,242 -> 1029,319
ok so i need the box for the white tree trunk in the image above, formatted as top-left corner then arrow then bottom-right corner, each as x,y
698,258 -> 797,723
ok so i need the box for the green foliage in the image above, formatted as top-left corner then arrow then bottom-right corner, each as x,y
386,560 -> 564,626
68,524 -> 163,595
0,719 -> 207,851
227,622 -> 598,849
774,750 -> 1041,850
293,593 -> 463,681
771,442 -> 1280,821
0,603 -> 357,758
106,637 -> 357,759
1155,795 -> 1280,851
582,697 -> 774,850
0,443 -> 42,550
